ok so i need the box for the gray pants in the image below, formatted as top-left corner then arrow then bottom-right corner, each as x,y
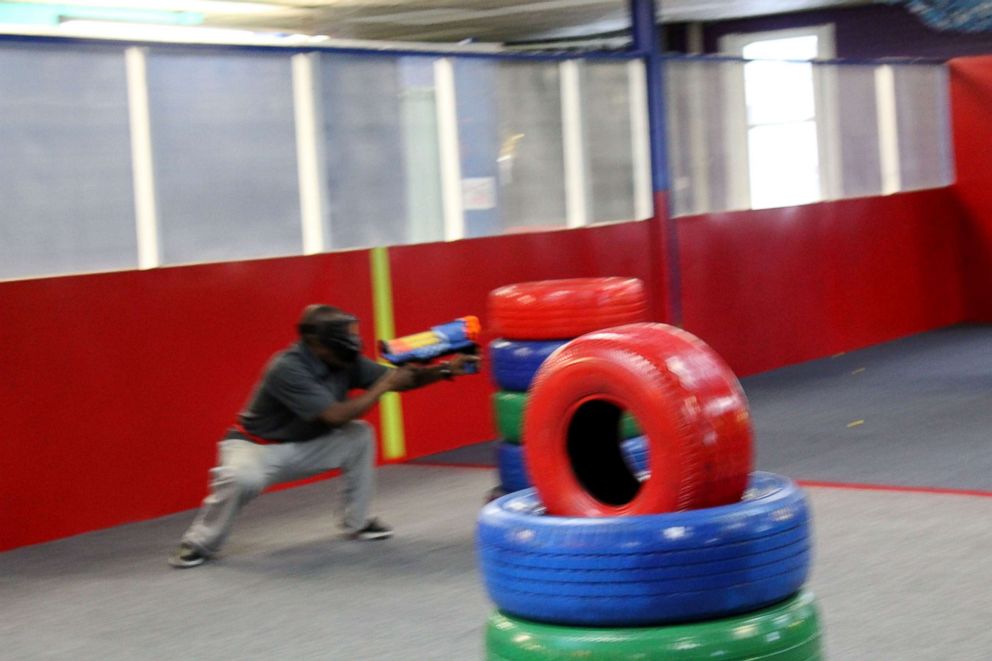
182,420 -> 376,556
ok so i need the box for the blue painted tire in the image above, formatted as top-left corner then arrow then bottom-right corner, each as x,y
489,339 -> 569,392
499,437 -> 648,493
497,441 -> 532,493
477,472 -> 810,627
622,435 -> 648,474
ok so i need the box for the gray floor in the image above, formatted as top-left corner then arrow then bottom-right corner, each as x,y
4,325 -> 992,660
2,466 -> 990,660
745,325 -> 992,491
1,466 -> 494,660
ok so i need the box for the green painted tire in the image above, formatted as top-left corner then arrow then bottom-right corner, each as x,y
619,411 -> 641,439
493,391 -> 527,444
493,391 -> 641,445
486,590 -> 822,660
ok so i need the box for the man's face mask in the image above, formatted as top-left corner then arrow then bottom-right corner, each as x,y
300,316 -> 362,364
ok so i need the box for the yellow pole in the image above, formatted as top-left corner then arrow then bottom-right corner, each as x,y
370,246 -> 406,460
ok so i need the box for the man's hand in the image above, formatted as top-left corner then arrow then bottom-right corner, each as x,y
381,366 -> 418,392
450,353 -> 481,376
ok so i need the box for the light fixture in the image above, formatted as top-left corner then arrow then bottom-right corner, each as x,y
58,19 -> 259,43
17,1 -> 288,16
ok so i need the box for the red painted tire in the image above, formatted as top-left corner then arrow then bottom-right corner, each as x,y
523,323 -> 753,517
488,278 -> 649,340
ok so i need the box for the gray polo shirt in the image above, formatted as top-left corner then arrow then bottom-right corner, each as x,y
231,341 -> 388,442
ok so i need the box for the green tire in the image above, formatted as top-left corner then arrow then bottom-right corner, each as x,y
619,411 -> 641,439
493,390 -> 641,445
493,391 -> 527,444
486,590 -> 822,660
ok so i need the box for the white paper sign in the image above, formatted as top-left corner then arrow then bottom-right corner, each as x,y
461,177 -> 497,210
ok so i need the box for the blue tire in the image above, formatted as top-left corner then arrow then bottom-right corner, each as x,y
499,437 -> 648,493
477,472 -> 811,627
622,435 -> 648,474
489,339 -> 568,392
497,441 -> 532,493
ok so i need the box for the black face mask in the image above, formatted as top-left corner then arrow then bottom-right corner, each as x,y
299,316 -> 362,364
327,338 -> 361,364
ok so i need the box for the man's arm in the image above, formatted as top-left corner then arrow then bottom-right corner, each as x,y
393,354 -> 481,391
317,367 -> 415,427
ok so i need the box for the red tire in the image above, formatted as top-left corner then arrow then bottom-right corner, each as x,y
524,323 -> 753,517
488,278 -> 649,340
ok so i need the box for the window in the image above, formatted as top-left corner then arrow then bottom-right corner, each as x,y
147,50 -> 302,264
665,54 -> 953,218
0,44 -> 137,280
721,26 -> 835,209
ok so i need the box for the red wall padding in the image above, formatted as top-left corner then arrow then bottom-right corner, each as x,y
0,252 -> 375,551
678,190 -> 966,377
949,55 -> 992,321
1,189 -> 971,550
388,221 -> 661,459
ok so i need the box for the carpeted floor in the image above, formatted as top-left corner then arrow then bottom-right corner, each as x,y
745,325 -> 992,491
2,465 -> 990,660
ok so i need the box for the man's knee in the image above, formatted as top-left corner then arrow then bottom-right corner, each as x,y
341,420 -> 375,459
213,465 -> 267,500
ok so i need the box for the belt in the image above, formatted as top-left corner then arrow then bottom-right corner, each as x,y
233,422 -> 279,445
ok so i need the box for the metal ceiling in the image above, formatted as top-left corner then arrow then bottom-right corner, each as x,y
5,0 -> 875,43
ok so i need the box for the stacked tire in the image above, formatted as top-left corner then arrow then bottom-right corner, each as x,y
487,278 -> 651,494
477,320 -> 824,659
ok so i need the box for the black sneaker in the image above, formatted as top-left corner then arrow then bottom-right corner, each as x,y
348,518 -> 393,541
168,542 -> 208,568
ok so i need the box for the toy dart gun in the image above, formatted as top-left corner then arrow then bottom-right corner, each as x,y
379,316 -> 481,374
